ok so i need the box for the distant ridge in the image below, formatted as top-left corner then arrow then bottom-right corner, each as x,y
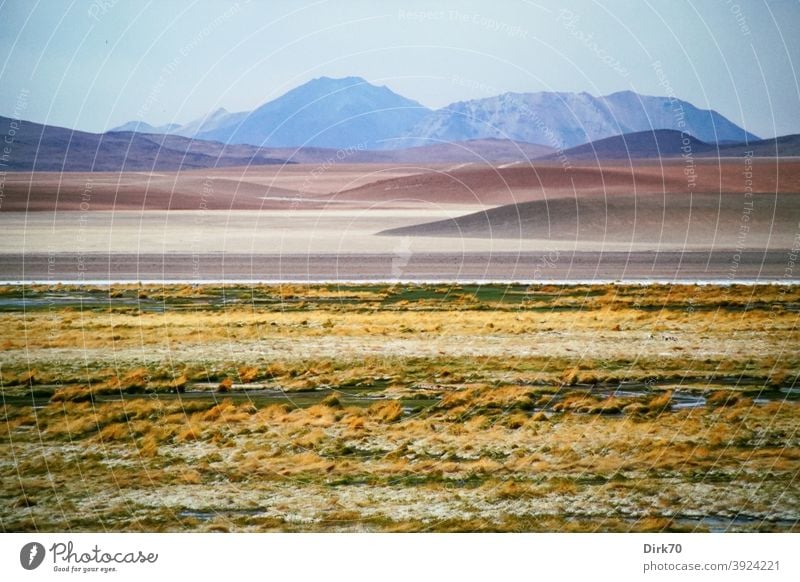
0,114 -> 555,171
0,116 -> 288,172
702,134 -> 800,158
548,129 -> 800,160
109,120 -> 182,134
3,114 -> 795,173
394,89 -> 758,149
545,129 -> 709,160
107,77 -> 759,150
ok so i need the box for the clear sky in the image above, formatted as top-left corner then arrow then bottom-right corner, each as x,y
1,0 -> 798,138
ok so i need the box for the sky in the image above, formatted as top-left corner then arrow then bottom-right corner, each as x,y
1,0 -> 798,138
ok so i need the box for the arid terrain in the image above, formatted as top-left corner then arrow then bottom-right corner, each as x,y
2,157 -> 799,532
1,158 -> 799,282
3,158 -> 799,212
1,283 -> 798,532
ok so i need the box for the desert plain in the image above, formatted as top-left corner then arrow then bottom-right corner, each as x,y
1,158 -> 799,282
1,157 -> 799,532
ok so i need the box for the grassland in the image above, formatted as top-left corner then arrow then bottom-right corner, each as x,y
1,283 -> 799,532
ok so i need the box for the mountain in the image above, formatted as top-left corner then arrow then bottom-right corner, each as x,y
5,110 -> 795,173
110,78 -> 759,151
600,91 -> 757,143
171,107 -> 248,138
195,76 -> 431,148
0,113 -> 559,171
109,120 -> 182,134
110,109 -> 248,138
545,129 -> 710,160
404,90 -> 758,149
547,129 -> 800,160
0,115 -> 288,172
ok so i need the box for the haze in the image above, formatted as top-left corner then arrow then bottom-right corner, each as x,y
0,0 -> 798,138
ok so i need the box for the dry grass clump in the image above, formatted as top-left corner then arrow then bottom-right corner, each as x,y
369,400 -> 403,423
552,392 -> 623,414
293,428 -> 328,450
766,369 -> 797,388
439,385 -> 537,412
253,404 -> 292,423
320,394 -> 342,408
16,369 -> 38,385
622,402 -> 650,415
559,367 -> 616,386
647,391 -> 673,413
138,434 -> 160,457
201,400 -> 253,423
118,368 -> 151,392
179,469 -> 202,485
237,366 -> 261,383
176,424 -> 202,442
293,404 -> 340,427
706,390 -> 740,407
492,480 -> 538,500
170,374 -> 189,392
502,412 -> 530,429
50,385 -> 95,403
560,367 -> 580,386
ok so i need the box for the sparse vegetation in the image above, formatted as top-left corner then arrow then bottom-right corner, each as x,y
1,283 -> 798,532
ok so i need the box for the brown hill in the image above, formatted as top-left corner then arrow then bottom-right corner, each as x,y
545,129 -> 800,161
0,115 -> 554,172
0,116 -> 288,172
379,191 -> 800,250
333,158 -> 800,205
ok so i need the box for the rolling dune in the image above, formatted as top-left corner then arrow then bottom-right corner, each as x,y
4,159 -> 799,212
380,192 -> 800,250
333,159 -> 800,206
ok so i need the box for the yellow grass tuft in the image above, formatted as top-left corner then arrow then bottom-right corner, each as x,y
706,391 -> 738,407
177,424 -> 201,442
369,400 -> 403,423
179,469 -> 202,484
238,366 -> 260,383
647,391 -> 673,413
138,435 -> 159,457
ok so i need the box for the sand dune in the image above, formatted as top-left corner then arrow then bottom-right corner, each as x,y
5,158 -> 799,212
0,165 -> 436,211
334,158 -> 800,206
380,192 -> 800,250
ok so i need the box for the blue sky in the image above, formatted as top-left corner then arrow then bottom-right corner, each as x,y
1,0 -> 798,138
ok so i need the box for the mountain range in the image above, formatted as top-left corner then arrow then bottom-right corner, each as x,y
3,118 -> 796,174
3,76 -> 795,172
110,76 -> 759,150
0,115 -> 286,172
2,119 -> 797,174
